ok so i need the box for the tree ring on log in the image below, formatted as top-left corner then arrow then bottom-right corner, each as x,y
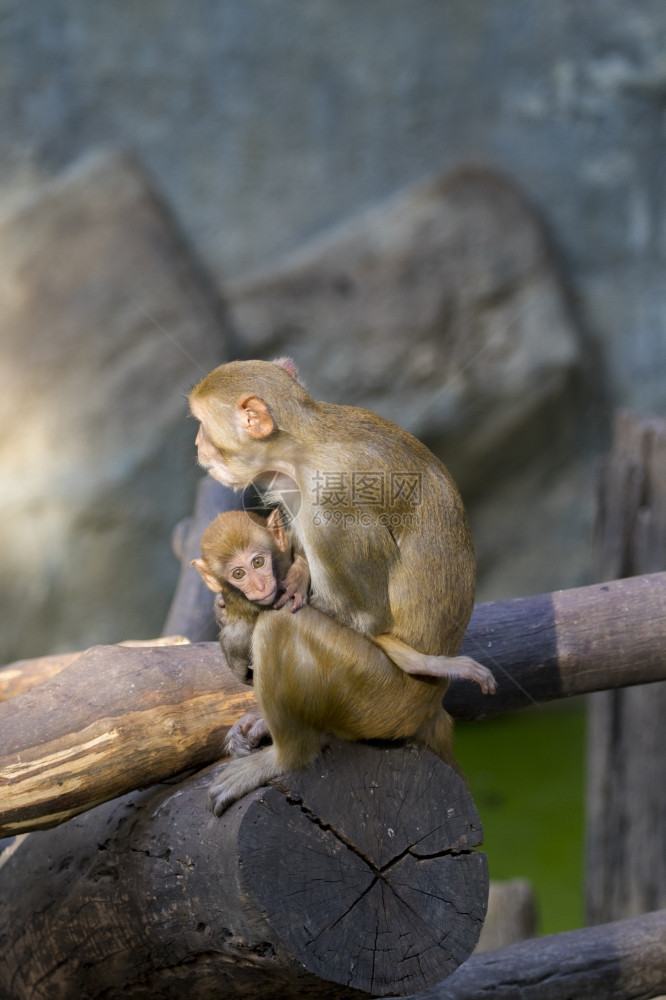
237,740 -> 488,996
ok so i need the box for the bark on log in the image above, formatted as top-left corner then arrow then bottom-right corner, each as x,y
0,650 -> 82,702
0,741 -> 488,999
385,908 -> 666,1000
587,412 -> 666,923
0,637 -> 189,703
162,476 -> 240,641
0,643 -> 255,836
449,571 -> 666,719
2,573 -> 666,837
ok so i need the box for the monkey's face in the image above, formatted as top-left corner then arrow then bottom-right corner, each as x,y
193,420 -> 245,487
190,396 -> 277,489
225,548 -> 278,605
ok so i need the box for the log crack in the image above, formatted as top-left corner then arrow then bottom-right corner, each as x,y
274,783 -> 385,877
273,781 -> 476,879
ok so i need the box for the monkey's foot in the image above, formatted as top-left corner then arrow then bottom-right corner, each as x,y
208,766 -> 243,816
443,656 -> 497,694
224,711 -> 272,757
374,635 -> 496,692
208,745 -> 282,816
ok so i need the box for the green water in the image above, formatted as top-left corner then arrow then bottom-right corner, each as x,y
455,704 -> 586,935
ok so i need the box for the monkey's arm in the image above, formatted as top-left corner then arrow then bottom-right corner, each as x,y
373,634 -> 497,695
219,617 -> 255,685
218,617 -> 273,757
214,594 -> 228,627
274,550 -> 310,612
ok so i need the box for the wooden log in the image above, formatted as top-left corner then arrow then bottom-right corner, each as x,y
384,908 -> 666,1000
0,650 -> 83,702
0,741 -> 488,999
586,412 -> 666,923
2,572 -> 666,837
450,571 -> 666,719
161,476 -> 240,641
0,636 -> 189,703
0,643 -> 256,837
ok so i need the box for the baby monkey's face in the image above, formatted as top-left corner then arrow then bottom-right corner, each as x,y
225,547 -> 278,605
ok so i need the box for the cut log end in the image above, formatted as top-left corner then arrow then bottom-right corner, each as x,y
230,741 -> 488,996
0,740 -> 488,1000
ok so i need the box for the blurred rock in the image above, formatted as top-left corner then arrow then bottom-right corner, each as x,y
0,150 -> 229,662
228,168 -> 582,496
474,878 -> 539,952
470,449 -> 598,601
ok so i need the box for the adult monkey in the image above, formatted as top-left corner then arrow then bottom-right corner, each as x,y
189,358 -> 494,760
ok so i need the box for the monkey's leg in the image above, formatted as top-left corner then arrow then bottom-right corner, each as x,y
373,634 -> 497,694
416,708 -> 462,774
209,727 -> 321,816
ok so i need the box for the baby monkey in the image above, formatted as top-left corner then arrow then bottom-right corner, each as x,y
192,509 -> 496,815
191,508 -> 309,687
194,508 -> 308,614
192,509 -> 496,691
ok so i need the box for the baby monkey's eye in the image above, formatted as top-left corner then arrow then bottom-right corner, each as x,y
231,568 -> 246,580
252,556 -> 266,569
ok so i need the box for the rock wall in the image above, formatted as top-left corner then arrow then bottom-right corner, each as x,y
228,168 -> 581,495
0,1 -> 663,415
226,166 -> 594,601
0,2 -> 664,656
0,152 -> 229,661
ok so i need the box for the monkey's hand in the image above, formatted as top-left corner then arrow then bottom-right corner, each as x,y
214,594 -> 228,627
224,711 -> 272,757
274,554 -> 310,612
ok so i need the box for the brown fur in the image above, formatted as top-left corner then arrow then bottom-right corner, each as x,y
189,359 -> 494,814
192,510 -> 308,684
199,511 -> 292,590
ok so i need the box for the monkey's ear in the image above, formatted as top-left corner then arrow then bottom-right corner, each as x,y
236,395 -> 275,439
273,357 -> 299,381
266,507 -> 289,550
191,558 -> 222,594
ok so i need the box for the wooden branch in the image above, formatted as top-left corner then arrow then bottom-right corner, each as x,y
0,741 -> 488,999
449,571 -> 666,720
0,650 -> 83,702
2,572 -> 666,837
386,908 -> 666,1000
0,636 -> 189,703
0,643 -> 256,837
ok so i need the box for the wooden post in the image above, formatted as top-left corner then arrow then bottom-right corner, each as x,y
0,741 -> 488,999
586,412 -> 666,923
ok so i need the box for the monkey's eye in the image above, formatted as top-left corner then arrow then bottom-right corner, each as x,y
252,556 -> 266,569
231,568 -> 246,580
